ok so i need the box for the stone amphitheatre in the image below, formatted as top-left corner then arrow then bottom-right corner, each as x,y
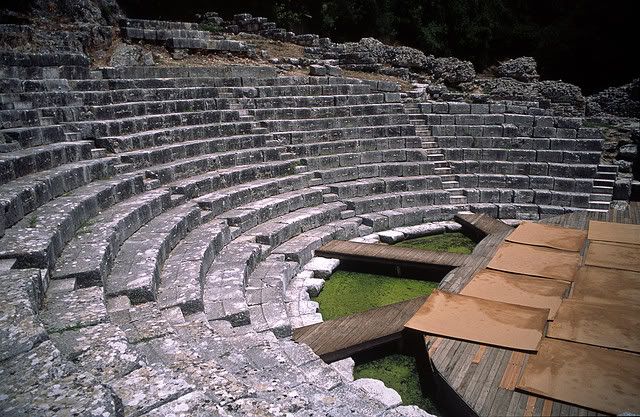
1,1 -> 639,416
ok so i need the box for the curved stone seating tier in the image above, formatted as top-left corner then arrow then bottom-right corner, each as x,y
0,140 -> 96,183
249,103 -> 404,120
0,174 -> 145,269
71,108 -> 242,140
95,119 -> 256,152
0,158 -> 117,228
310,161 -> 438,184
251,93 -> 388,108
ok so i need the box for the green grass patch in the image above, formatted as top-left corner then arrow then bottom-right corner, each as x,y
394,232 -> 476,254
354,354 -> 440,414
312,270 -> 438,320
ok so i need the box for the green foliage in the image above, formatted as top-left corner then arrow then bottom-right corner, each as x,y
200,22 -> 222,33
312,270 -> 438,320
354,354 -> 440,414
394,232 -> 476,254
28,215 -> 37,228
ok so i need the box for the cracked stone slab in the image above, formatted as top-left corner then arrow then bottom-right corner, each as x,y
352,378 -> 402,408
49,322 -> 145,382
225,389 -> 311,417
109,366 -> 194,417
119,302 -> 176,344
142,391 -> 228,417
331,357 -> 355,382
172,360 -> 254,407
0,269 -> 48,361
303,382 -> 388,416
0,341 -> 116,416
40,286 -> 108,333
303,359 -> 343,390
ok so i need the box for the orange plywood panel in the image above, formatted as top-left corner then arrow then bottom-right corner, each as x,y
487,242 -> 581,281
506,222 -> 587,252
547,299 -> 640,354
517,338 -> 640,415
461,269 -> 569,319
571,266 -> 640,306
588,220 -> 640,246
405,290 -> 548,352
585,241 -> 640,272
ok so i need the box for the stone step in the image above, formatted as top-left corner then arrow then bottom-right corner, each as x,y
157,219 -> 232,313
442,181 -> 461,190
90,148 -> 107,158
0,140 -> 95,184
589,193 -> 612,202
0,174 -> 144,269
593,178 -> 615,186
589,201 -> 611,211
104,203 -> 201,304
449,195 -> 468,204
592,185 -> 613,194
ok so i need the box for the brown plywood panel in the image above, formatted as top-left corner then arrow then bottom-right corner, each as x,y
461,269 -> 570,319
588,220 -> 640,245
405,290 -> 548,352
506,222 -> 587,252
572,266 -> 640,306
487,242 -> 581,281
547,299 -> 640,353
585,241 -> 640,272
517,338 -> 640,415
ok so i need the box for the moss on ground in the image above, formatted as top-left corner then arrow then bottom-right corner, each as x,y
312,270 -> 438,320
394,232 -> 476,254
354,354 -> 440,414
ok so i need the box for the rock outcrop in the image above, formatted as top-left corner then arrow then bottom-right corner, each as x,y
28,0 -> 123,25
109,42 -> 155,67
496,56 -> 539,82
587,78 -> 640,118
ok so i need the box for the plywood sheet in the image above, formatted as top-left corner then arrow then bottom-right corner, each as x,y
588,220 -> 640,245
461,269 -> 570,319
517,338 -> 640,415
487,242 -> 581,281
506,222 -> 587,252
585,241 -> 640,272
547,299 -> 640,353
404,290 -> 548,352
572,266 -> 640,306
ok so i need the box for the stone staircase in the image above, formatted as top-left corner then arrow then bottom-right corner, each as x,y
404,102 -> 467,205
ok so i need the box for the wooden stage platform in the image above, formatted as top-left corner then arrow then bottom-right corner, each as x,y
295,204 -> 639,416
293,295 -> 427,363
425,203 -> 640,417
316,240 -> 470,269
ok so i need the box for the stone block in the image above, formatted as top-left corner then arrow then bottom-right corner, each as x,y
378,230 -> 405,244
448,102 -> 470,114
309,65 -> 326,76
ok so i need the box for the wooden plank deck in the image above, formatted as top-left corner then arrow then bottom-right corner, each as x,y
292,296 -> 427,362
455,212 -> 513,240
427,203 -> 640,417
315,240 -> 469,269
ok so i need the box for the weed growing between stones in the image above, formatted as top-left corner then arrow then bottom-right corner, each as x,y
394,232 -> 476,254
28,215 -> 37,228
312,270 -> 437,320
354,353 -> 440,415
